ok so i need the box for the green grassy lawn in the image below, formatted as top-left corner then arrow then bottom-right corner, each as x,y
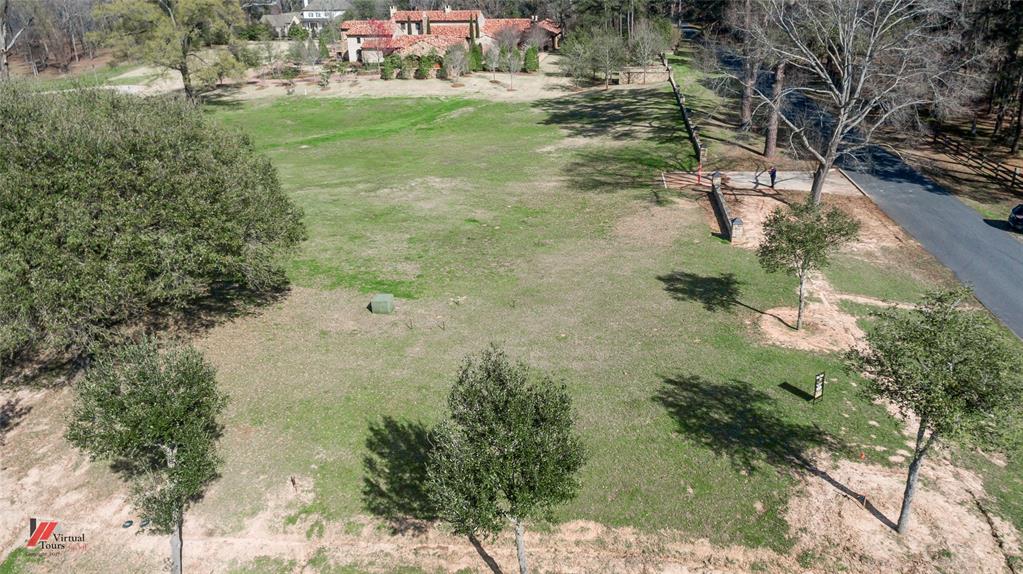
199,89 -> 933,554
0,549 -> 43,574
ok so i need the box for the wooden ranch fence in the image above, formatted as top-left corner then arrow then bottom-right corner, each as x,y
661,53 -> 703,165
932,132 -> 1022,193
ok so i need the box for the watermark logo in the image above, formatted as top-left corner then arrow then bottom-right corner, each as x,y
27,518 -> 86,552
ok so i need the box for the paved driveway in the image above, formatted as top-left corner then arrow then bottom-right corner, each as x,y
841,150 -> 1023,338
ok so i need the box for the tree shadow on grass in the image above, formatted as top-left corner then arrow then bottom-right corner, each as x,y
656,270 -> 794,328
534,86 -> 683,146
361,417 -> 505,571
362,417 -> 438,535
151,281 -> 291,337
0,398 -> 32,446
2,281 -> 290,388
654,375 -> 896,530
562,145 -> 690,194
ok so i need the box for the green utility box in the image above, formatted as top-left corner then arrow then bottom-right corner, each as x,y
370,293 -> 395,314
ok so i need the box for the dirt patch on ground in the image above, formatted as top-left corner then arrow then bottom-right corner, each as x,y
723,187 -> 909,256
787,454 -> 1021,573
117,53 -> 605,103
757,301 -> 864,354
755,274 -> 912,353
612,198 -> 693,247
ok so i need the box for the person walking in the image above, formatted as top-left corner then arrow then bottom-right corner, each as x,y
769,166 -> 777,188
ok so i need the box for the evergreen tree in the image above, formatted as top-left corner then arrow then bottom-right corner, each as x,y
428,345 -> 586,574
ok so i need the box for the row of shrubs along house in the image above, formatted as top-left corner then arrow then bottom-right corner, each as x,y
339,6 -> 562,64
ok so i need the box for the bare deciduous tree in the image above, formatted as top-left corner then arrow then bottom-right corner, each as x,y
0,0 -> 30,79
589,27 -> 626,90
763,60 -> 785,158
443,43 -> 467,81
485,44 -> 500,80
743,0 -> 973,203
629,19 -> 669,83
496,26 -> 522,88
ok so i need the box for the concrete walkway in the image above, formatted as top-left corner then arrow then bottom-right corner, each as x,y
841,150 -> 1023,339
663,169 -> 861,196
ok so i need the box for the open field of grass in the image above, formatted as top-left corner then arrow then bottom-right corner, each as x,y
4,49 -> 1021,573
196,87 -> 961,555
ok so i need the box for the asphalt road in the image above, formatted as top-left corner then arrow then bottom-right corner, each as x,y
841,150 -> 1023,339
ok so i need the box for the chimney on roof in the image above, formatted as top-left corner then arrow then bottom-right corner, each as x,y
531,15 -> 538,22
444,5 -> 452,12
389,5 -> 397,17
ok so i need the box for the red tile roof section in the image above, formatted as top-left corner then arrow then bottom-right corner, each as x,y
341,19 -> 398,36
428,24 -> 471,38
362,35 -> 464,52
538,19 -> 562,34
392,10 -> 480,22
483,18 -> 532,37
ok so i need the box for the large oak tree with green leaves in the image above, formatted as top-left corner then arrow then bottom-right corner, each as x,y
848,288 -> 1023,534
91,0 -> 244,100
427,345 -> 586,574
67,338 -> 227,574
0,84 -> 304,377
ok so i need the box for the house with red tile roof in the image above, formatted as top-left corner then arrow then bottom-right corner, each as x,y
337,5 -> 562,63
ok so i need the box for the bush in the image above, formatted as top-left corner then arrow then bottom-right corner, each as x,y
399,57 -> 415,79
442,44 -> 468,80
0,85 -> 305,364
415,56 -> 433,79
287,25 -> 309,41
318,35 -> 330,60
381,54 -> 401,80
469,43 -> 484,72
237,23 -> 272,41
523,46 -> 539,73
286,40 -> 317,65
229,41 -> 262,69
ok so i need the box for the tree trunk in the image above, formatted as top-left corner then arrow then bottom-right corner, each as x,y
795,272 -> 806,330
740,59 -> 757,131
1011,81 -> 1023,154
810,127 -> 844,204
170,514 -> 183,574
513,518 -> 529,574
993,101 -> 1006,137
897,420 -> 935,535
764,61 -> 786,158
180,64 -> 195,101
809,160 -> 831,205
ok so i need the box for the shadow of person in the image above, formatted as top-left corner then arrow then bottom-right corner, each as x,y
362,417 -> 438,535
654,374 -> 896,531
